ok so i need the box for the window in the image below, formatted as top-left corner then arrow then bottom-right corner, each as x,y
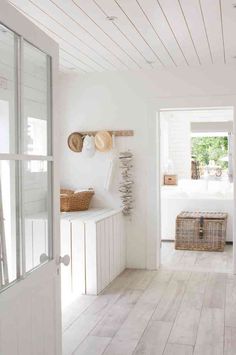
0,24 -> 52,291
191,132 -> 229,179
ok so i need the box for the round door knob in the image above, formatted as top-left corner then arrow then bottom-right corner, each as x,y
59,255 -> 70,266
40,253 -> 49,264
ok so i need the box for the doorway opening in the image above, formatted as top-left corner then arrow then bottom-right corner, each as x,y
159,107 -> 234,273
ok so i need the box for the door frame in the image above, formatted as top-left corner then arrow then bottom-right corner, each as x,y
146,95 -> 236,274
0,0 -> 61,353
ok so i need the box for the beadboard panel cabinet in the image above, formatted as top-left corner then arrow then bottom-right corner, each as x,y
61,209 -> 126,303
86,211 -> 126,295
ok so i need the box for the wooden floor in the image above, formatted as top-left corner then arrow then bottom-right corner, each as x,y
161,242 -> 233,274
62,242 -> 234,355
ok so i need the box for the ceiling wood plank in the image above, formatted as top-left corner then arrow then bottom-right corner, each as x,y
180,0 -> 213,65
136,0 -> 187,66
92,0 -> 152,69
95,0 -> 161,68
9,0 -> 235,72
12,0 -> 128,70
70,0 -> 146,69
220,0 -> 236,64
158,0 -> 201,65
42,0 -> 138,69
10,0 -> 118,71
199,0 -> 225,64
115,0 -> 177,67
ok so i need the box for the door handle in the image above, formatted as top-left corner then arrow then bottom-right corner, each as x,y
40,253 -> 49,264
58,255 -> 70,266
40,253 -> 70,266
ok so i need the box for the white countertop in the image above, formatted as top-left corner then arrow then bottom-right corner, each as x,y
60,208 -> 123,222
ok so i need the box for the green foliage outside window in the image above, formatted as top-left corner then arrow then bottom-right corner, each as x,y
191,136 -> 228,169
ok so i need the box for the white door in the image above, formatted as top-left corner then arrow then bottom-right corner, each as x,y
0,1 -> 62,354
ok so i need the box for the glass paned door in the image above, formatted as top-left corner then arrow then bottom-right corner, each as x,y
0,23 -> 53,290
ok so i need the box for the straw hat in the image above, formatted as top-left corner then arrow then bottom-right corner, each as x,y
95,131 -> 113,152
68,132 -> 83,152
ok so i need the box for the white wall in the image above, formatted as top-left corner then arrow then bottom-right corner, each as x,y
160,113 -> 191,180
59,64 -> 236,269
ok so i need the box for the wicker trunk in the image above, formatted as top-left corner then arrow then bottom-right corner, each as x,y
175,211 -> 227,252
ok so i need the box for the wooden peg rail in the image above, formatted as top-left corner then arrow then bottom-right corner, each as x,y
79,130 -> 134,137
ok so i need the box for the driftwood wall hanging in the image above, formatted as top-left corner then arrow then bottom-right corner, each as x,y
119,151 -> 134,217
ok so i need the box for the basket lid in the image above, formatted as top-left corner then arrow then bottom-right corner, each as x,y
177,211 -> 228,219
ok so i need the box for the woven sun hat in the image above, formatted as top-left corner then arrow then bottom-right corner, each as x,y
95,131 -> 113,152
68,132 -> 83,152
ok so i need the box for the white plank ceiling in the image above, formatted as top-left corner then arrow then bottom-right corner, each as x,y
8,0 -> 236,73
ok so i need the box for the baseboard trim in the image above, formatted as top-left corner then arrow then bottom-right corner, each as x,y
161,239 -> 233,245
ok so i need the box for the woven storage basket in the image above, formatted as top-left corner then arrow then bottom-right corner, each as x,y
60,189 -> 94,212
175,211 -> 227,252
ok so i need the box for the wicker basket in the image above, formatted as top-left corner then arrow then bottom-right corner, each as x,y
175,211 -> 227,252
60,189 -> 94,212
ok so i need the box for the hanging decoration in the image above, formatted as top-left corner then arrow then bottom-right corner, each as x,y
119,151 -> 134,216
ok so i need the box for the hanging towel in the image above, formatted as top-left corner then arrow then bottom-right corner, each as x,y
104,134 -> 117,191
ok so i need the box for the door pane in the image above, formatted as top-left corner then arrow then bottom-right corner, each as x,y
22,161 -> 52,272
0,27 -> 53,290
0,160 -> 17,288
0,24 -> 17,153
22,41 -> 51,156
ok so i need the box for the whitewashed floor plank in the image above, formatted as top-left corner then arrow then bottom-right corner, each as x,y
194,308 -> 224,355
163,343 -> 193,355
114,289 -> 143,307
91,289 -> 142,338
91,304 -> 132,338
63,315 -> 99,355
203,273 -> 226,309
225,275 -> 236,327
169,308 -> 201,346
103,301 -> 157,354
181,272 -> 208,310
102,338 -> 137,355
152,278 -> 186,322
138,270 -> 173,305
224,326 -> 236,355
63,293 -> 120,355
62,295 -> 97,331
73,336 -> 111,355
133,320 -> 172,355
127,270 -> 156,290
